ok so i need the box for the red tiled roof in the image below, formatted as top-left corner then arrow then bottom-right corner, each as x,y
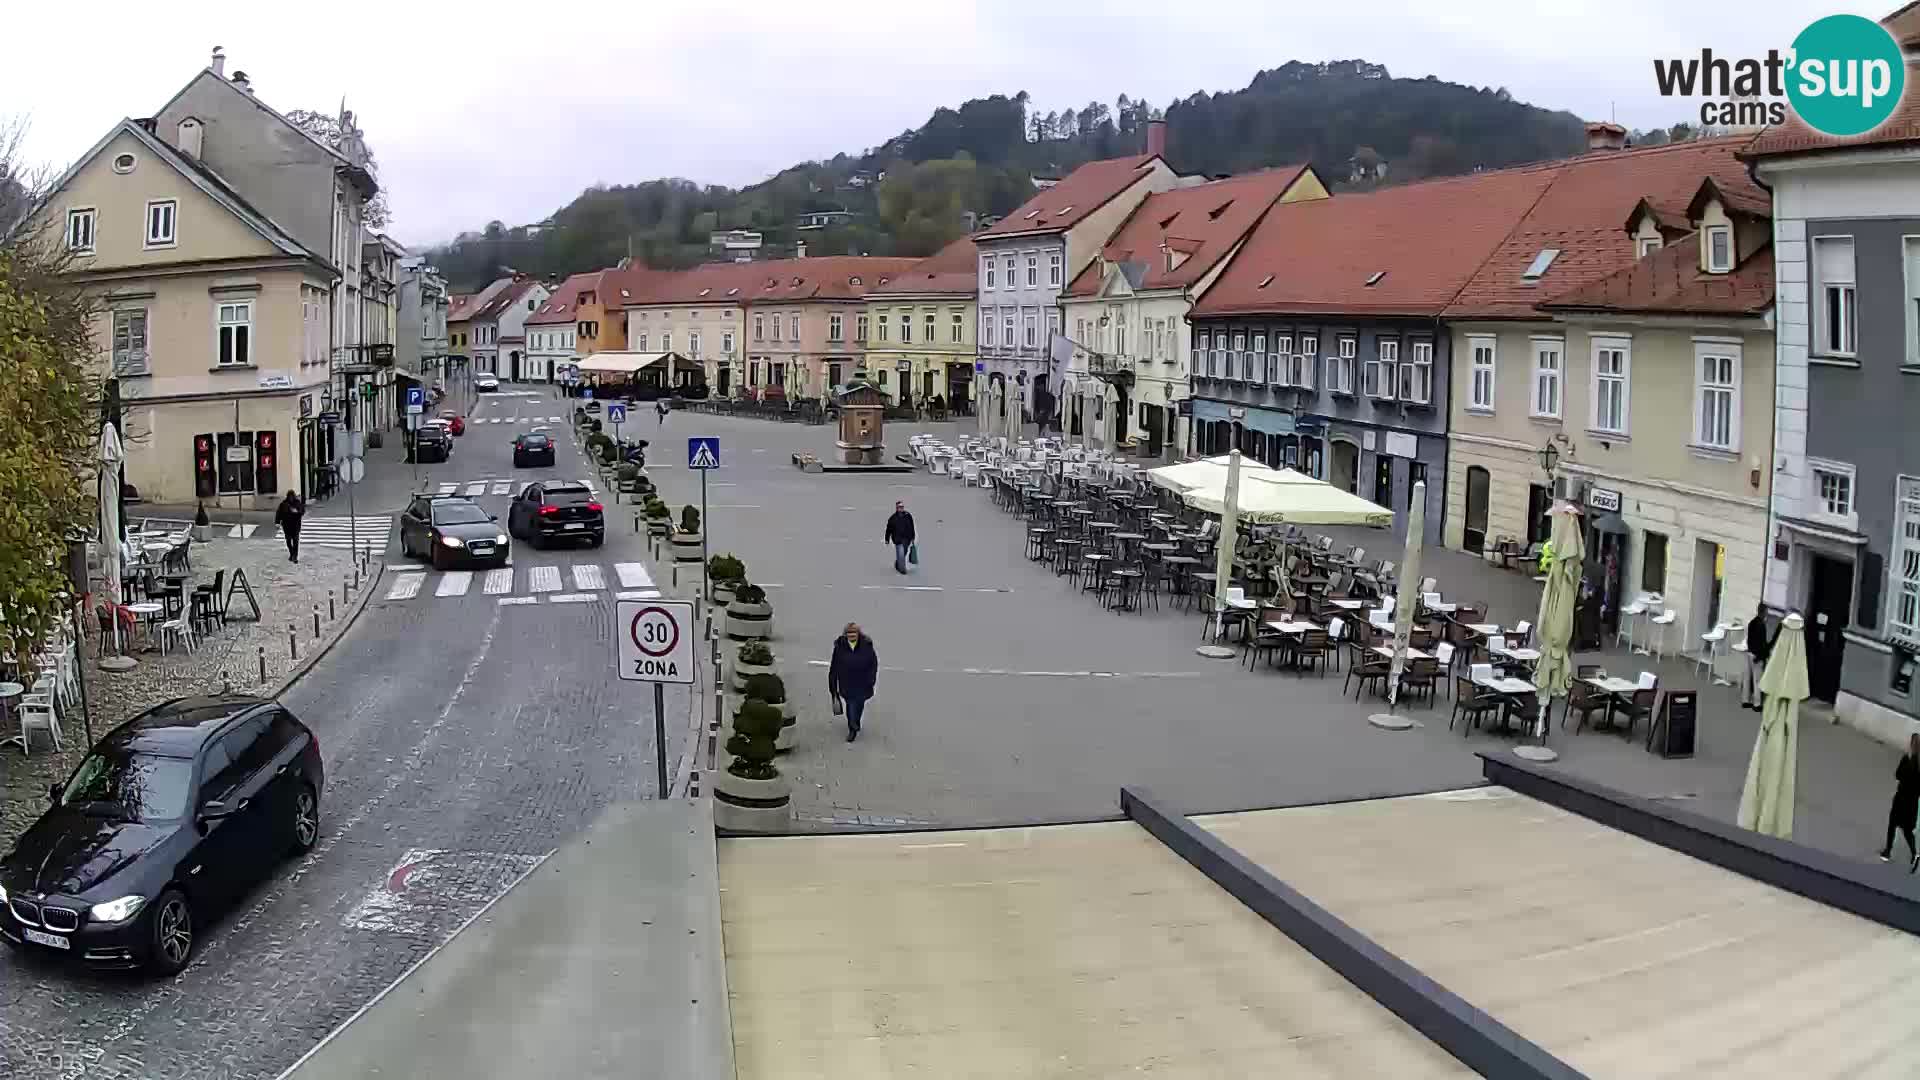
527,271 -> 605,325
1743,62 -> 1920,158
869,234 -> 981,296
447,293 -> 476,320
449,277 -> 513,323
614,257 -> 921,307
1442,135 -> 1763,319
1063,166 -> 1314,298
1539,233 -> 1774,317
1889,1 -> 1920,48
1193,167 -> 1561,318
977,154 -> 1163,239
471,277 -> 540,322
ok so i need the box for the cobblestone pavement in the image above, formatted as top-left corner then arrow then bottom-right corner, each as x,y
0,384 -> 690,1080
641,413 -> 1907,877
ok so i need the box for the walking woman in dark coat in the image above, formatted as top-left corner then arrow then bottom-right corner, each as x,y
275,490 -> 305,564
1880,734 -> 1920,870
827,622 -> 878,743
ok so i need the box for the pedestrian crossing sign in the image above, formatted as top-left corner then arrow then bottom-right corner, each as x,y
687,437 -> 721,470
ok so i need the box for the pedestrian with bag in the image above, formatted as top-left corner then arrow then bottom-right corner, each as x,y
274,490 -> 305,564
884,500 -> 917,575
1879,733 -> 1920,870
828,622 -> 878,743
1741,603 -> 1774,711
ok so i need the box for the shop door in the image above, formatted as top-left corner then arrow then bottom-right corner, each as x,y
1587,529 -> 1628,638
1807,555 -> 1854,703
1144,405 -> 1163,457
1692,540 -> 1725,639
1113,393 -> 1130,444
1463,465 -> 1491,554
1373,455 -> 1395,515
1331,441 -> 1359,494
1526,484 -> 1552,546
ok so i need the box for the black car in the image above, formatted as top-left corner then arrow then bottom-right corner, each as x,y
0,696 -> 324,975
413,424 -> 452,464
399,494 -> 510,569
512,432 -> 556,468
507,481 -> 603,548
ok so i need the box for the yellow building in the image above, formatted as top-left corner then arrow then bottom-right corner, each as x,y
863,235 -> 979,408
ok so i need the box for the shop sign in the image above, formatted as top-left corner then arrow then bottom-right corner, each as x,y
1587,487 -> 1622,513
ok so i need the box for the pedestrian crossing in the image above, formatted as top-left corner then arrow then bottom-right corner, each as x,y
429,477 -> 601,500
303,515 -> 393,553
380,561 -> 660,607
471,415 -> 564,424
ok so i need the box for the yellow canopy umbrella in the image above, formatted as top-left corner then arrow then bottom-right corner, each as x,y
1738,612 -> 1809,839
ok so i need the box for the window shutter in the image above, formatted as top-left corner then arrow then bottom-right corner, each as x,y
1815,237 -> 1855,282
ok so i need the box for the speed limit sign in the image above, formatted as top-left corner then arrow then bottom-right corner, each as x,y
616,599 -> 694,684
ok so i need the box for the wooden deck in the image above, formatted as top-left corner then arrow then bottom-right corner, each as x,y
1200,787 -> 1920,1078
718,820 -> 1469,1079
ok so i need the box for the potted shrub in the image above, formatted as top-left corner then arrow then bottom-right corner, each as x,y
726,582 -> 773,640
585,431 -> 617,466
644,497 -> 673,537
192,502 -> 212,543
743,672 -> 797,751
709,553 -> 746,604
714,698 -> 790,832
670,505 -> 703,564
733,638 -> 774,690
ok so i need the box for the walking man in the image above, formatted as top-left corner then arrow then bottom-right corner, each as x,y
275,489 -> 305,564
656,398 -> 669,426
828,622 -> 878,743
884,500 -> 917,575
1742,603 -> 1773,711
1879,733 -> 1920,870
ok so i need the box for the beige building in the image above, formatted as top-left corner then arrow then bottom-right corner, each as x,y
617,263 -> 750,395
27,118 -> 336,509
863,236 -> 979,408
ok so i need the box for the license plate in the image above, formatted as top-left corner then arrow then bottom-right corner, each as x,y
470,544 -> 493,553
23,928 -> 69,950
563,523 -> 584,531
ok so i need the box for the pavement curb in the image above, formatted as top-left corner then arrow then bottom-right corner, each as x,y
270,558 -> 384,699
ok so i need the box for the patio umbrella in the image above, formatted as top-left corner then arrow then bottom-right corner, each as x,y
1384,481 -> 1426,708
1738,611 -> 1808,839
98,422 -> 127,660
1204,450 -> 1245,650
1529,503 -> 1586,744
1147,454 -> 1280,495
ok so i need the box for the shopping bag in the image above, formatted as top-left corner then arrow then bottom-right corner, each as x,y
908,542 -> 919,565
831,696 -> 844,716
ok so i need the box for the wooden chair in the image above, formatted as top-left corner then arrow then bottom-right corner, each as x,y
1398,657 -> 1442,706
1344,644 -> 1390,699
1450,677 -> 1502,735
1563,678 -> 1611,733
1295,629 -> 1331,676
1617,688 -> 1656,739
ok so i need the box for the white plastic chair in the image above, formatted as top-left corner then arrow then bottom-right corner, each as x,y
1418,575 -> 1438,595
1698,625 -> 1727,680
1649,609 -> 1679,659
1470,662 -> 1495,685
961,461 -> 981,487
1487,635 -> 1508,655
159,613 -> 196,655
1619,597 -> 1649,650
1637,670 -> 1659,690
1349,547 -> 1366,565
1435,641 -> 1456,671
17,684 -> 61,753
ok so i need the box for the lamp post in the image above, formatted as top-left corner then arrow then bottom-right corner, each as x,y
1537,440 -> 1561,486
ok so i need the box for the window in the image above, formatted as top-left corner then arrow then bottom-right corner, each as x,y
635,332 -> 647,351
754,314 -> 764,341
1365,339 -> 1398,398
1892,477 -> 1920,646
661,331 -> 671,353
769,315 -> 780,342
857,315 -> 869,342
66,208 -> 95,252
1294,335 -> 1317,388
900,311 -> 913,343
982,312 -> 994,346
1706,226 -> 1733,273
1003,313 -> 1014,346
877,369 -> 889,388
1002,256 -> 1015,284
1814,236 -> 1857,356
950,311 -> 963,343
688,331 -> 701,356
1403,340 -> 1433,404
1467,336 -> 1496,410
1530,338 -> 1562,418
1049,252 -> 1062,286
144,199 -> 177,247
1694,343 -> 1740,451
1233,331 -> 1250,381
1642,532 -> 1669,596
1026,253 -> 1038,286
789,315 -> 800,340
984,258 -> 995,290
1810,460 -> 1855,524
1198,331 -> 1216,377
877,313 -> 889,342
1025,313 -> 1037,348
1591,338 -> 1631,434
1263,333 -> 1282,384
828,313 -> 843,341
925,312 -> 936,343
112,309 -> 149,376
217,301 -> 252,367
1637,235 -> 1663,258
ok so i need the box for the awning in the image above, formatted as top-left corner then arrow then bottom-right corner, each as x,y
576,351 -> 677,375
1589,512 -> 1630,536
1176,464 -> 1395,527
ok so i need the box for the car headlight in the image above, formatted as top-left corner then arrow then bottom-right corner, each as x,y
496,533 -> 510,545
441,536 -> 465,548
90,895 -> 145,923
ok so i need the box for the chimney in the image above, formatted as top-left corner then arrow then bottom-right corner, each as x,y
231,70 -> 252,94
1585,121 -> 1628,152
210,46 -> 226,77
177,117 -> 204,161
795,240 -> 807,260
1146,118 -> 1168,159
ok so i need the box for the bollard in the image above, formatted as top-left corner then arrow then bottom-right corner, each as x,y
329,594 -> 336,621
257,645 -> 267,683
289,623 -> 298,662
312,603 -> 321,639
633,511 -> 641,535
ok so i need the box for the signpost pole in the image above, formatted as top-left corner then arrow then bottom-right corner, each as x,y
700,469 -> 710,601
654,682 -> 668,799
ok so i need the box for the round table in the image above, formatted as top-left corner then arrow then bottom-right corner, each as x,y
125,602 -> 164,651
0,680 -> 26,753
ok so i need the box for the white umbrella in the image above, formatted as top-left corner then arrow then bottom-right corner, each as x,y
1384,481 -> 1426,708
1199,450 -> 1245,654
98,422 -> 131,666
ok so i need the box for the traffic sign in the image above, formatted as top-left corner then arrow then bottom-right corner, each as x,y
344,458 -> 366,484
318,410 -> 341,425
405,386 -> 424,415
616,600 -> 694,684
607,403 -> 627,424
687,437 -> 721,470
581,387 -> 594,400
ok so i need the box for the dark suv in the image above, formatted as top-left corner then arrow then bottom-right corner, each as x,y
0,696 -> 324,975
413,425 -> 452,464
507,481 -> 604,548
512,432 -> 556,468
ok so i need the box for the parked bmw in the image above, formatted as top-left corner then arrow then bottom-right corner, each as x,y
0,696 -> 324,975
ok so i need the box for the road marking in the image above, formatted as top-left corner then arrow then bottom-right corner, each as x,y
482,568 -> 513,594
385,573 -> 424,601
547,415 -> 562,422
899,842 -> 969,850
802,660 -> 1205,680
436,483 -> 457,495
572,564 -> 605,591
616,589 -> 661,600
497,596 -> 538,606
548,592 -> 594,604
226,523 -> 258,539
463,481 -> 487,496
861,584 -> 944,591
529,565 -> 561,592
435,571 -> 473,597
491,481 -> 513,496
614,562 -> 654,589
711,504 -> 761,509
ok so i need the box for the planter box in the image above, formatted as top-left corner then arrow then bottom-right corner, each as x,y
671,533 -> 704,563
775,716 -> 797,752
732,658 -> 774,691
714,768 -> 791,833
712,582 -> 738,605
646,517 -> 672,537
726,599 -> 773,641
191,524 -> 212,542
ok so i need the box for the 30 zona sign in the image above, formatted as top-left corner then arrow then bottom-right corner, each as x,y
616,599 -> 695,684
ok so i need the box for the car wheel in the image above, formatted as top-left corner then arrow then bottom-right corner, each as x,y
589,534 -> 604,549
291,783 -> 320,855
148,889 -> 194,976
431,545 -> 448,571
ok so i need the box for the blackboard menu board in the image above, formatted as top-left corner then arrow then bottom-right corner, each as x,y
1648,690 -> 1696,759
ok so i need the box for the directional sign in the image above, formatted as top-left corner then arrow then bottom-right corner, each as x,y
687,437 -> 721,470
318,410 -> 342,426
607,403 -> 627,424
405,385 -> 424,415
616,600 -> 694,684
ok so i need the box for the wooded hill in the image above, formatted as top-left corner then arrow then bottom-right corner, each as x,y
426,59 -> 1589,291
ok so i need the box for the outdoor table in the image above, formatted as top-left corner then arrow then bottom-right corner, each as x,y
1374,645 -> 1432,661
1108,568 -> 1145,613
0,681 -> 25,753
1492,645 -> 1541,663
1140,542 -> 1176,557
1582,676 -> 1641,733
126,601 -> 164,651
1162,555 -> 1202,594
1080,552 -> 1116,593
1463,622 -> 1501,637
1052,537 -> 1085,576
1426,600 -> 1458,614
1111,531 -> 1146,558
1329,598 -> 1366,611
159,572 -> 192,620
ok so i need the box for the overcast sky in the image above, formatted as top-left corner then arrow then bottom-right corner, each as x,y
4,0 -> 1834,248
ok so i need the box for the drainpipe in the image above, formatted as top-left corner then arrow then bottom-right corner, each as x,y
1745,156 -> 1783,613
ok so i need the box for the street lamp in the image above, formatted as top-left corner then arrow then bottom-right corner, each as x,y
1537,440 -> 1560,479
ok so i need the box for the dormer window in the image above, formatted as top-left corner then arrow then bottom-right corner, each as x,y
1364,271 -> 1386,287
727,287 -> 739,296
1258,274 -> 1275,288
1705,225 -> 1733,273
849,275 -> 862,285
1058,205 -> 1073,215
1521,249 -> 1560,280
1637,235 -> 1663,258
698,288 -> 711,297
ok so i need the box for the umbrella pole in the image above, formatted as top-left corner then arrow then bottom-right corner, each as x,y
1197,450 -> 1242,660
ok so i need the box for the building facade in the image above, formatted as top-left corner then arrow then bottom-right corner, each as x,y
864,235 -> 979,409
742,256 -> 915,398
620,263 -> 750,396
1749,87 -> 1920,740
525,271 -> 605,383
466,276 -> 548,378
397,256 -> 450,384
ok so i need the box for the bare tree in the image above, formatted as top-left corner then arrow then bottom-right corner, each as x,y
284,108 -> 392,229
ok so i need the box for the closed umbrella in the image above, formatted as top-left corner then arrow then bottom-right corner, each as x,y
1526,503 -> 1586,752
1198,450 -> 1245,657
98,422 -> 132,667
1383,481 -> 1426,708
1739,612 -> 1808,839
